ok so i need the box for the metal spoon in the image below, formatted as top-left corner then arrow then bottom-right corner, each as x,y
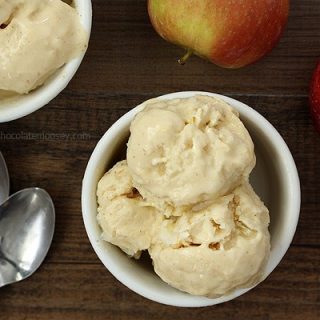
0,152 -> 10,204
0,188 -> 55,287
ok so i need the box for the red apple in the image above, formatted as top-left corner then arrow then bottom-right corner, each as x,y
309,60 -> 320,134
148,0 -> 289,68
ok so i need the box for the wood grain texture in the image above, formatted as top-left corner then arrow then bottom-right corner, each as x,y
76,0 -> 320,96
0,0 -> 319,318
0,247 -> 319,320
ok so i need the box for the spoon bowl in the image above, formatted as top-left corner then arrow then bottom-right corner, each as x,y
0,188 -> 55,287
0,152 -> 10,204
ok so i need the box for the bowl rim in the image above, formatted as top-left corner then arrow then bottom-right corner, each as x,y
81,91 -> 301,307
0,0 -> 93,123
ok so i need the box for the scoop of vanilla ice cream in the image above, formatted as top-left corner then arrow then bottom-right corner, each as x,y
0,0 -> 88,94
97,161 -> 162,259
127,95 -> 255,207
149,182 -> 270,297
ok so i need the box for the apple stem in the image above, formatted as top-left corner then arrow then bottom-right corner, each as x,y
178,49 -> 193,65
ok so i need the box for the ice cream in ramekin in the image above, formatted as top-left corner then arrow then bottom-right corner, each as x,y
96,95 -> 270,298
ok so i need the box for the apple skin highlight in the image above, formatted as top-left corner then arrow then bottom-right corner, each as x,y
148,0 -> 289,68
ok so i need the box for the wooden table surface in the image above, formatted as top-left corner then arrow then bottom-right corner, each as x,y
0,0 -> 319,319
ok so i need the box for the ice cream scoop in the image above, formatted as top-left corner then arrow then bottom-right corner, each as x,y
97,161 -> 162,258
149,182 -> 270,297
0,0 -> 88,94
127,95 -> 255,207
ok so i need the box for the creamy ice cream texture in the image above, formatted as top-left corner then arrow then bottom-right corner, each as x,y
0,0 -> 88,95
149,182 -> 270,298
127,95 -> 255,207
97,161 -> 162,259
97,95 -> 270,298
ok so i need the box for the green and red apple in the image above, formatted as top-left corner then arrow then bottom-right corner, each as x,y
148,0 -> 289,68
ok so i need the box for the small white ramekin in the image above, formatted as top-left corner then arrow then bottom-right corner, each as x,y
82,91 -> 301,307
0,0 -> 92,123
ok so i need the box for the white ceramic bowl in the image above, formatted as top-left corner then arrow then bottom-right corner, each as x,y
0,0 -> 92,123
82,91 -> 301,307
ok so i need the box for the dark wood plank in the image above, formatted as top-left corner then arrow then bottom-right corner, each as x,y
0,246 -> 319,320
73,0 -> 320,97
